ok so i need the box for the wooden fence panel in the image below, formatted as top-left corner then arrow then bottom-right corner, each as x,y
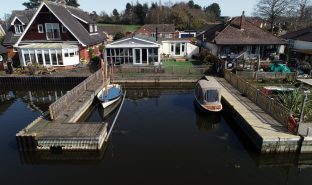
49,69 -> 102,120
224,70 -> 291,129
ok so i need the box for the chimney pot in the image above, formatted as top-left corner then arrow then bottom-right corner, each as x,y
240,11 -> 245,30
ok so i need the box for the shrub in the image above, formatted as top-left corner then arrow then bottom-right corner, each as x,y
198,49 -> 219,65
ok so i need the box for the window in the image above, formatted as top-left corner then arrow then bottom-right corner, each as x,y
69,49 -> 75,57
44,50 -> 51,65
89,24 -> 93,32
61,25 -> 67,33
38,24 -> 44,33
289,40 -> 295,49
23,51 -> 30,64
51,50 -> 57,65
151,32 -> 156,38
36,50 -> 43,65
165,34 -> 171,38
57,50 -> 63,65
14,24 -> 23,34
94,25 -> 98,32
45,23 -> 60,40
175,43 -> 181,55
171,44 -> 174,53
64,49 -> 69,57
181,43 -> 185,53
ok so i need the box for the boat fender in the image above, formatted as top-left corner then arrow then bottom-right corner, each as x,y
287,115 -> 297,133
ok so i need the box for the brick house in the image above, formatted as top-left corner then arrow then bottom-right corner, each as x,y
136,24 -> 177,39
3,1 -> 106,68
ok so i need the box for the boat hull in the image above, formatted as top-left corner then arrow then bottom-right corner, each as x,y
195,96 -> 223,112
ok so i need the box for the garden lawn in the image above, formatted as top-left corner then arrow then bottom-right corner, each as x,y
97,24 -> 141,33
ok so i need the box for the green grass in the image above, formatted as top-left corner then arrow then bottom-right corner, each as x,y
162,60 -> 203,67
97,24 -> 141,33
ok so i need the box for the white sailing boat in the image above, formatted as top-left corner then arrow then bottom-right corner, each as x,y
97,55 -> 123,109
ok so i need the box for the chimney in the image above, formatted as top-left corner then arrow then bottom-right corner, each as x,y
240,11 -> 245,30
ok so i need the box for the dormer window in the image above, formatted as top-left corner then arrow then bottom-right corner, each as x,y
89,24 -> 93,33
14,24 -> 23,34
38,24 -> 44,33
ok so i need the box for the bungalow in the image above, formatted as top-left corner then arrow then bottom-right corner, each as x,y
3,1 -> 106,68
197,12 -> 286,61
105,35 -> 160,66
136,24 -> 176,39
281,27 -> 312,61
159,38 -> 198,59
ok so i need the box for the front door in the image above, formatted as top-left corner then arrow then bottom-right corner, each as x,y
134,48 -> 141,64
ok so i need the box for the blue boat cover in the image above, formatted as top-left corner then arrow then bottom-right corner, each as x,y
102,86 -> 121,101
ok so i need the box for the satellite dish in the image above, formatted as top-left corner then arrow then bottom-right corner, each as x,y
0,55 -> 3,62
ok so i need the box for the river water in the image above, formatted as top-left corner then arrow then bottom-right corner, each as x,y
0,84 -> 312,185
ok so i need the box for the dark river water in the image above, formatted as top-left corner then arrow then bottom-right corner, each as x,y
0,84 -> 312,185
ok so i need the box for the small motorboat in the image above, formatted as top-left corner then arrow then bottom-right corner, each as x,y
97,84 -> 122,109
194,77 -> 222,112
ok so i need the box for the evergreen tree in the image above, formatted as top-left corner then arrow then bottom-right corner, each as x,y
65,0 -> 79,7
23,0 -> 42,9
205,3 -> 221,20
22,0 -> 79,9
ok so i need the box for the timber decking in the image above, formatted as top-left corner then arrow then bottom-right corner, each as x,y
210,76 -> 302,153
16,69 -> 108,152
16,117 -> 107,151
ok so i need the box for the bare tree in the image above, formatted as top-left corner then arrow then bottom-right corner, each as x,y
297,0 -> 309,18
253,0 -> 294,33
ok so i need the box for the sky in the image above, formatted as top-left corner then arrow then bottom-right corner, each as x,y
0,0 -> 259,20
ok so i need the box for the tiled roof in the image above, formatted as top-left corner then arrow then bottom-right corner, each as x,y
281,27 -> 312,42
140,24 -> 175,33
199,16 -> 286,45
3,10 -> 36,45
3,32 -> 20,45
44,1 -> 104,45
0,45 -> 6,54
10,10 -> 36,25
66,6 -> 95,24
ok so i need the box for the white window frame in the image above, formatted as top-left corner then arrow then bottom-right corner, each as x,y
89,24 -> 93,33
94,25 -> 98,32
45,23 -> 61,40
38,24 -> 44,33
14,24 -> 23,34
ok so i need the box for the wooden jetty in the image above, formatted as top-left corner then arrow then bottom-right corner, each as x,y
16,117 -> 108,151
211,73 -> 304,154
16,69 -> 108,152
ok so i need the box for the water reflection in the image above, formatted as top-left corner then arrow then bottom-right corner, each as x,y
0,85 -> 74,115
18,145 -> 108,164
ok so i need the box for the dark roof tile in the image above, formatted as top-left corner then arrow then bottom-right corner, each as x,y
281,27 -> 312,42
199,17 -> 285,45
140,24 -> 175,33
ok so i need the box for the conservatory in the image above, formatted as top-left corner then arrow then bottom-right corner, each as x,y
18,43 -> 80,67
105,36 -> 160,66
